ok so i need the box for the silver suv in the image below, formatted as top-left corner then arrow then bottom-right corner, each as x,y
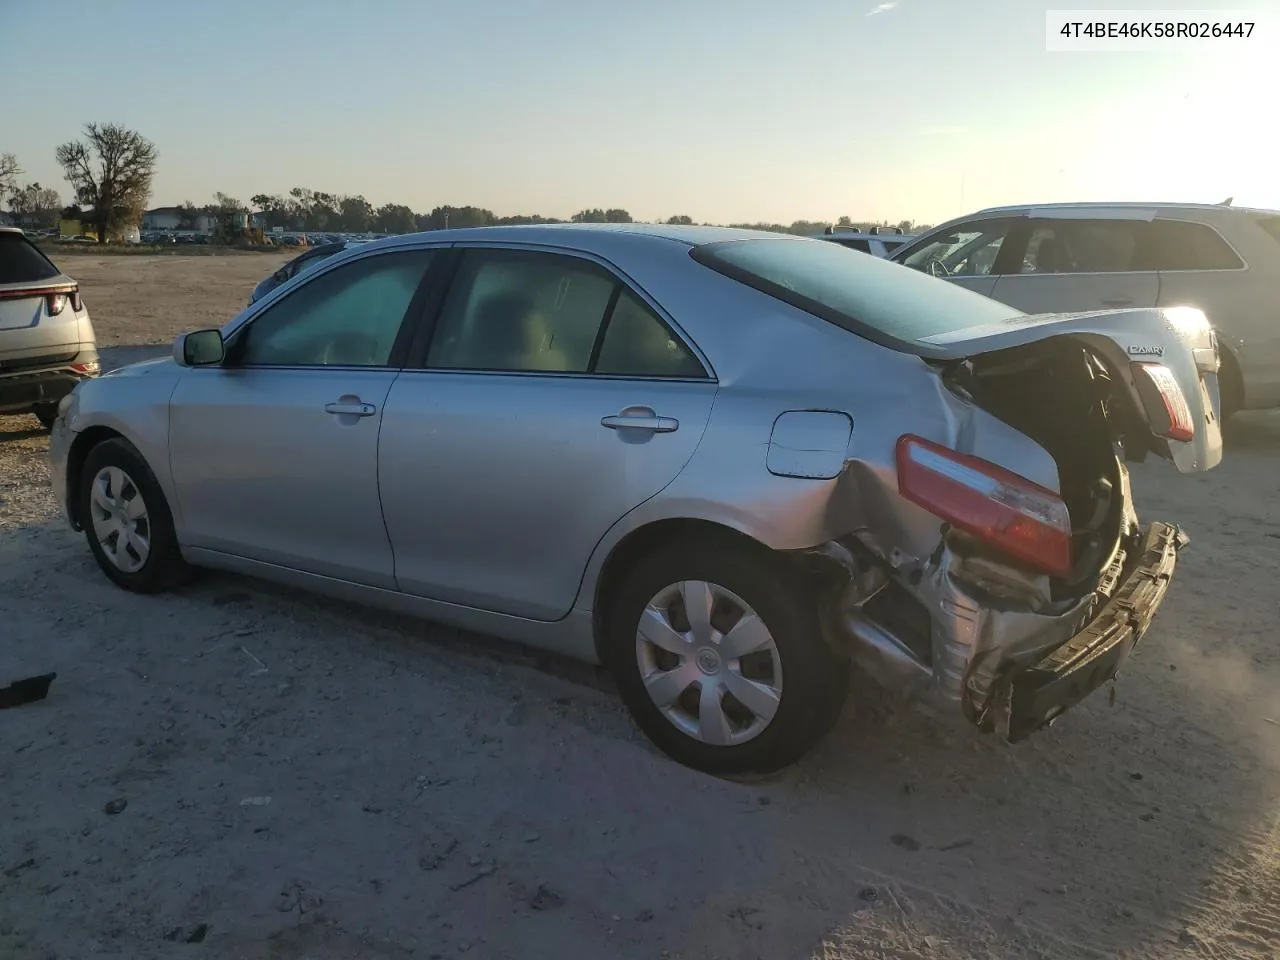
890,202 -> 1280,416
0,228 -> 100,428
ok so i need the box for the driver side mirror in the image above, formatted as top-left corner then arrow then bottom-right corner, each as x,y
273,268 -> 289,282
174,329 -> 225,366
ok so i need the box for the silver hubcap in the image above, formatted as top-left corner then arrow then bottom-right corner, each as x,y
635,580 -> 783,747
88,465 -> 151,574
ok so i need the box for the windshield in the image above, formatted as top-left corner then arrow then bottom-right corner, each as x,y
691,236 -> 1024,351
896,220 -> 1013,278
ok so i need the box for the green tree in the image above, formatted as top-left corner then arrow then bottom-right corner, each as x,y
788,220 -> 829,236
420,205 -> 494,230
339,195 -> 374,232
494,213 -> 562,225
665,214 -> 694,225
374,203 -> 417,234
571,208 -> 607,223
55,123 -> 158,243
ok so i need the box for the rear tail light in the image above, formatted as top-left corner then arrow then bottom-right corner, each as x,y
70,360 -> 100,375
45,287 -> 81,316
896,435 -> 1072,577
1131,362 -> 1194,442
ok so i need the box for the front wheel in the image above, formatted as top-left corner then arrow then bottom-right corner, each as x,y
78,438 -> 190,593
602,540 -> 849,776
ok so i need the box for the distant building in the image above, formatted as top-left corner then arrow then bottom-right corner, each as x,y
142,206 -> 214,233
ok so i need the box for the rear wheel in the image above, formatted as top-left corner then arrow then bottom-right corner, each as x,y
79,438 -> 190,593
602,539 -> 849,775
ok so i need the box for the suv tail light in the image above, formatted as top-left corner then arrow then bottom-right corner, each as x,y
45,286 -> 81,316
896,435 -> 1072,577
1131,362 -> 1194,442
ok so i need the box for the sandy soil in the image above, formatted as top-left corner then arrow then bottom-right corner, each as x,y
1,255 -> 1277,960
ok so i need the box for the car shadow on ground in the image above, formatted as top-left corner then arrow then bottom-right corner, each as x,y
0,420 -> 44,443
4,502 -> 1276,960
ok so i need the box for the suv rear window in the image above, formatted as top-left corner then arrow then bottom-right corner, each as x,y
0,232 -> 61,285
691,237 -> 1023,352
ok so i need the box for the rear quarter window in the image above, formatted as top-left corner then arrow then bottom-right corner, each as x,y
1256,217 -> 1280,245
1144,220 -> 1244,271
0,232 -> 61,284
691,237 -> 1024,351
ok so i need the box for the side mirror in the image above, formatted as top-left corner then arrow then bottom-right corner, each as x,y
174,329 -> 225,366
273,268 -> 289,282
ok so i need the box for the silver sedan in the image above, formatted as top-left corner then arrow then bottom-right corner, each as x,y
49,224 -> 1222,774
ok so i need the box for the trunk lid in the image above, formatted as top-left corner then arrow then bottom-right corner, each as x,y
920,307 -> 1222,473
0,231 -> 82,355
0,275 -> 83,352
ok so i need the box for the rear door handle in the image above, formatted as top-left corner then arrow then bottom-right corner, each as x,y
601,410 -> 679,433
324,400 -> 377,417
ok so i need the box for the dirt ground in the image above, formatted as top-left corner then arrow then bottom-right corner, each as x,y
1,254 -> 1277,960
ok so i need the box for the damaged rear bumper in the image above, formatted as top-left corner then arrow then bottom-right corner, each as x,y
999,521 -> 1183,742
816,520 -> 1187,742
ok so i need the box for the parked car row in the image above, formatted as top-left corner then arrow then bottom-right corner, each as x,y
40,216 -> 1226,775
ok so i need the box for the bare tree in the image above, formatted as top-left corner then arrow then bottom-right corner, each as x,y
55,123 -> 158,243
0,153 -> 20,200
8,182 -> 62,228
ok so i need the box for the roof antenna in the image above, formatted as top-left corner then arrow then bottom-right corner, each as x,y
1220,196 -> 1233,205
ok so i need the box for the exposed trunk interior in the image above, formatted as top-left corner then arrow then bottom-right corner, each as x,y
943,339 -> 1130,594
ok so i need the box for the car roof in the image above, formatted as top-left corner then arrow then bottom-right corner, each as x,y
352,222 -> 803,258
969,200 -> 1280,218
0,226 -> 25,235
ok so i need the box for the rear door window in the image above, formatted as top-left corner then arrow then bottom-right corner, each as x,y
426,250 -> 616,373
0,232 -> 61,284
1142,219 -> 1244,270
1018,219 -> 1145,274
425,249 -> 708,378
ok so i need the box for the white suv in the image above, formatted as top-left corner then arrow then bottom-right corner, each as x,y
816,226 -> 915,258
890,202 -> 1280,416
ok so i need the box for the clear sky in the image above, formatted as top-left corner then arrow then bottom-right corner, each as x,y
2,0 -> 1276,224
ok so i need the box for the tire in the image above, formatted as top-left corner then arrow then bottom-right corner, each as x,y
602,539 -> 849,776
78,437 -> 191,593
32,404 -> 58,431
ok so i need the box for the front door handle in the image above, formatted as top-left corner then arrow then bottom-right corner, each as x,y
601,407 -> 679,433
324,400 -> 377,417
1102,297 -> 1134,308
